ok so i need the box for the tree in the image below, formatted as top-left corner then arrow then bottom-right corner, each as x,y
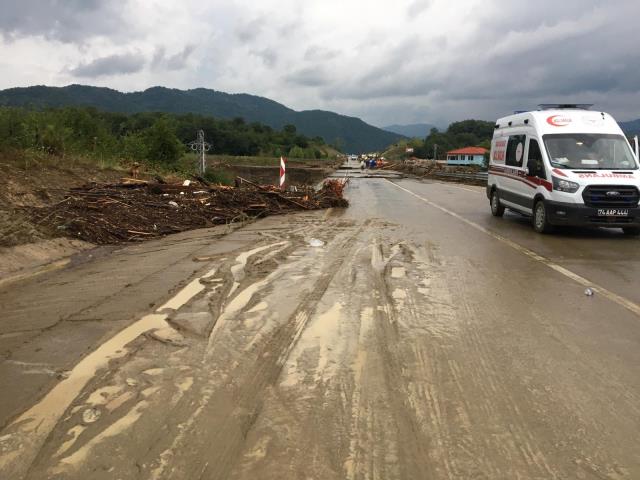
143,118 -> 183,166
289,146 -> 306,158
122,132 -> 147,161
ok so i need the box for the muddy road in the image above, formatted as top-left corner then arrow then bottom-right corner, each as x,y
1,172 -> 640,479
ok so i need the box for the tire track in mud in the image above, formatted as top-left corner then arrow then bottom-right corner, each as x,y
140,222 -> 368,480
228,233 -> 460,480
2,229 -> 336,480
380,242 -> 563,478
226,229 -> 405,480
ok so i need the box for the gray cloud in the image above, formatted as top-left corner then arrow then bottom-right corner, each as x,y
2,0 -> 640,127
152,45 -> 196,71
286,67 -> 330,87
235,16 -> 266,43
251,48 -> 278,67
0,0 -> 129,43
167,45 -> 196,70
304,46 -> 339,62
69,52 -> 146,77
312,0 -> 640,126
407,0 -> 432,18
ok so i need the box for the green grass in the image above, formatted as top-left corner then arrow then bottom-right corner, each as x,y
2,148 -> 338,184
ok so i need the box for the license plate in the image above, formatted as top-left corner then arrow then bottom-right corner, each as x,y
597,208 -> 629,216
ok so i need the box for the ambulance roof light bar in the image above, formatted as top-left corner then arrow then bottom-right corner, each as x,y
538,104 -> 594,110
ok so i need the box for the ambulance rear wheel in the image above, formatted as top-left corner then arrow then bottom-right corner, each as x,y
490,190 -> 505,217
533,200 -> 554,234
622,227 -> 640,236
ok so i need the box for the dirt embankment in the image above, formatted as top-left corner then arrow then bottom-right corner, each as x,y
0,157 -> 127,246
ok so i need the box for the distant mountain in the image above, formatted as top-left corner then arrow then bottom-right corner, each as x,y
620,119 -> 640,135
0,85 -> 403,153
382,123 -> 437,138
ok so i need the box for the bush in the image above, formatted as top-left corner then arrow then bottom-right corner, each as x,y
203,169 -> 233,185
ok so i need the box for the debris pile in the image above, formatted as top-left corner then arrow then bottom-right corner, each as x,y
30,177 -> 349,244
396,162 -> 486,185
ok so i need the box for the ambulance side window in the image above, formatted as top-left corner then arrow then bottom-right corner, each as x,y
527,139 -> 547,179
505,135 -> 526,167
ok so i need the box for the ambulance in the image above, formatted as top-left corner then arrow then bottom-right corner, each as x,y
487,104 -> 640,234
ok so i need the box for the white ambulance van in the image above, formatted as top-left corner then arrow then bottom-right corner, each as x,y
487,104 -> 640,234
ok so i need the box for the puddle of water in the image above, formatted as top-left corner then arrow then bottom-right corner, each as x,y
248,301 -> 269,313
0,314 -> 168,477
84,385 -> 123,407
177,377 -> 194,393
105,391 -> 135,413
391,267 -> 406,279
54,425 -> 86,458
281,302 -> 344,386
158,279 -> 205,311
202,267 -> 218,279
54,400 -> 150,473
359,307 -> 374,342
254,242 -> 291,265
141,386 -> 161,397
392,288 -> 407,300
230,242 -> 286,284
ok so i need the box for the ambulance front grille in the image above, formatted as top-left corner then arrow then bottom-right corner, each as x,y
582,185 -> 639,207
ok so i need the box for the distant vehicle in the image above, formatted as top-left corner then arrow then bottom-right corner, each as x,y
487,105 -> 640,234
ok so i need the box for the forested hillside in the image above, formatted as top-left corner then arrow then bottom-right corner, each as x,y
0,85 -> 403,153
415,120 -> 494,158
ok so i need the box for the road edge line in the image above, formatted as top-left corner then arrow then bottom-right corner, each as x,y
387,179 -> 640,318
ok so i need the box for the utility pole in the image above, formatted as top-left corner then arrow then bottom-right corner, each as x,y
188,130 -> 211,175
433,144 -> 438,161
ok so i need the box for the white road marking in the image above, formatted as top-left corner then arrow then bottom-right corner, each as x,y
388,180 -> 640,318
436,182 -> 483,194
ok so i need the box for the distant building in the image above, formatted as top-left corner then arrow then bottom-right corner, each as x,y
446,147 -> 488,166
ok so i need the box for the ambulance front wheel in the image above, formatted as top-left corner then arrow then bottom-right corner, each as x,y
490,190 -> 505,217
533,199 -> 554,234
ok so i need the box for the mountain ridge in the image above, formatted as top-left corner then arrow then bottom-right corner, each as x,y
0,84 -> 403,153
383,123 -> 437,138
620,119 -> 640,136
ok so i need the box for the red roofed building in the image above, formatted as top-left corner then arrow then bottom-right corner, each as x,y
446,147 -> 488,166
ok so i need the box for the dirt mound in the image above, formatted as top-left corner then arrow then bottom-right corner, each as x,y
29,179 -> 349,244
0,157 -> 127,247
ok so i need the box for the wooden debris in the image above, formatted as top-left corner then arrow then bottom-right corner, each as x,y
29,178 -> 348,245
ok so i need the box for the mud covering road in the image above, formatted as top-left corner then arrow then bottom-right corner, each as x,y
1,168 -> 640,479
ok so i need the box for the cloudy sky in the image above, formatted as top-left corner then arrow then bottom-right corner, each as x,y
0,0 -> 639,128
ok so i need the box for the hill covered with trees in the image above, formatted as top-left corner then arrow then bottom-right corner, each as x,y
0,85 -> 403,153
414,120 -> 494,159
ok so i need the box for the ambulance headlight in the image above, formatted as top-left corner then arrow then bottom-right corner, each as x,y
552,177 -> 579,193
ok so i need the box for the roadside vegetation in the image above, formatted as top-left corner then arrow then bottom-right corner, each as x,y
0,106 -> 340,248
0,106 -> 335,174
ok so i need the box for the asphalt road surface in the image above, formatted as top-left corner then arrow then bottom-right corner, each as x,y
1,171 -> 640,479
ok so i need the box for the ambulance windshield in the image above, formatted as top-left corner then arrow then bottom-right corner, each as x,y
544,134 -> 638,170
